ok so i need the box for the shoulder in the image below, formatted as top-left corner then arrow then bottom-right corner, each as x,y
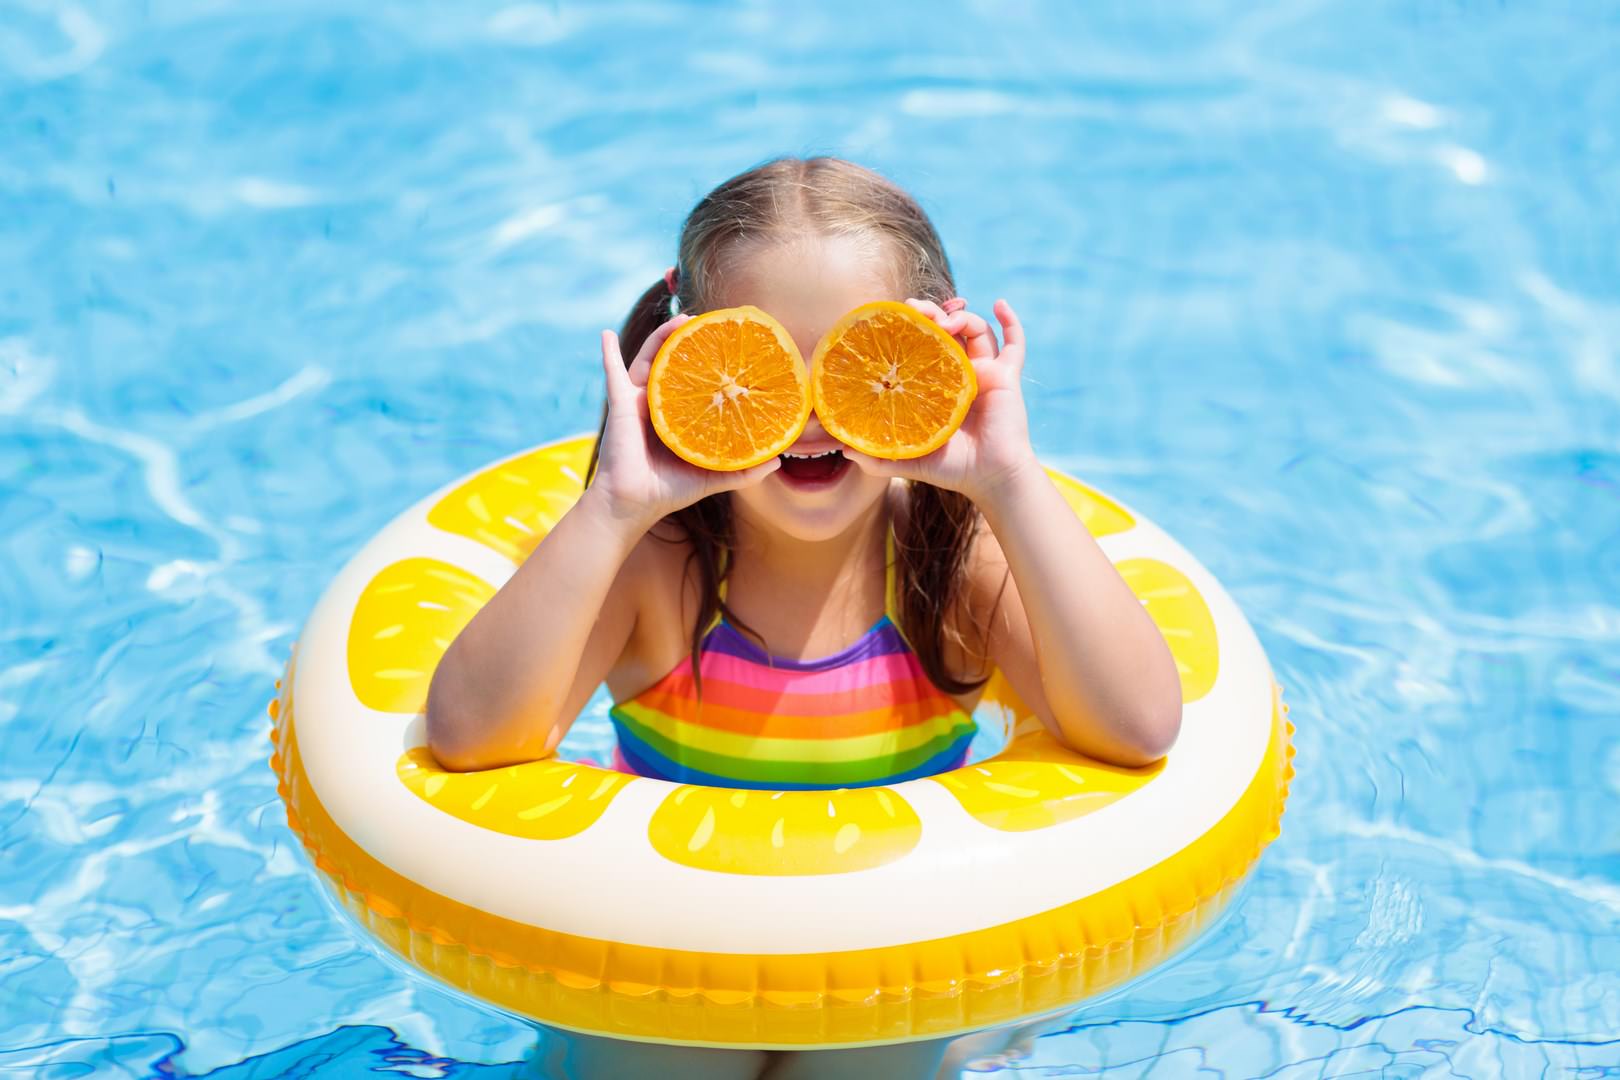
618,518 -> 703,629
604,518 -> 703,694
619,517 -> 690,582
891,481 -> 1010,611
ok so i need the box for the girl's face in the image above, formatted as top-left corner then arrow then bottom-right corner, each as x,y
713,235 -> 899,543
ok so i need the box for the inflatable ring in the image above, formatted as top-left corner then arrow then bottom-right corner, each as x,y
269,433 -> 1293,1049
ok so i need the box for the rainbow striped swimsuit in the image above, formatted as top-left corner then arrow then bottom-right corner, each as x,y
608,531 -> 977,790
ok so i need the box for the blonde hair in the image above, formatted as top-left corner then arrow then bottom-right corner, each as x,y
592,155 -> 990,696
671,156 -> 956,315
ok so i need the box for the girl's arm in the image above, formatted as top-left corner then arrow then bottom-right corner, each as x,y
425,317 -> 781,772
846,298 -> 1181,766
425,486 -> 647,771
967,472 -> 1182,766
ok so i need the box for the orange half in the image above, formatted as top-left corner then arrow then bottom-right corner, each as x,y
810,301 -> 977,460
647,306 -> 812,471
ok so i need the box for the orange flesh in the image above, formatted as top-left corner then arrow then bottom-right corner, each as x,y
648,306 -> 811,471
811,302 -> 976,459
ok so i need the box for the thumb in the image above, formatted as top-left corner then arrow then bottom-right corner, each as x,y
708,455 -> 784,493
601,330 -> 634,410
841,448 -> 909,479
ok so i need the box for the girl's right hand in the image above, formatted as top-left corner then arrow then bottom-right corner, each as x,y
590,316 -> 782,533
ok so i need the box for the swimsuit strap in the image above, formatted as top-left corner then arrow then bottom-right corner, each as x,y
883,523 -> 903,628
884,522 -> 921,654
706,550 -> 731,637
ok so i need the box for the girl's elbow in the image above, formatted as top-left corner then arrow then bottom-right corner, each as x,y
1128,643 -> 1185,761
1052,694 -> 1181,769
427,735 -> 483,773
425,673 -> 485,772
1108,692 -> 1182,767
425,674 -> 561,773
1133,695 -> 1183,762
425,702 -> 475,772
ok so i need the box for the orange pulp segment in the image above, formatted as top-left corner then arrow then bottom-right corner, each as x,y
809,301 -> 976,459
647,306 -> 812,471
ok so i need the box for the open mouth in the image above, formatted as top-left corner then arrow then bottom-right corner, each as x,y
777,448 -> 850,485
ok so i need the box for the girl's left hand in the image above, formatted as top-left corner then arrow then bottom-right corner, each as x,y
842,297 -> 1039,505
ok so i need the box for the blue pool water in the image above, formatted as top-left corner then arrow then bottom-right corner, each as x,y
3,1 -> 1618,1075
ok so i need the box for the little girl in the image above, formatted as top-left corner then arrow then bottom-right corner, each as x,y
425,156 -> 1182,1080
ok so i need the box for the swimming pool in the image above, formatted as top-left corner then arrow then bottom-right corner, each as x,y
3,0 -> 1617,1075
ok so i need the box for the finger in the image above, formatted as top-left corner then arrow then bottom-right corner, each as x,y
956,310 -> 990,338
905,297 -> 984,351
628,313 -> 691,388
904,297 -> 948,322
994,299 -> 1025,351
709,455 -> 783,492
954,310 -> 998,362
839,448 -> 908,479
969,357 -> 1003,394
601,330 -> 633,409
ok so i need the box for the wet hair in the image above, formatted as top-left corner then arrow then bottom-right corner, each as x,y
589,155 -> 990,696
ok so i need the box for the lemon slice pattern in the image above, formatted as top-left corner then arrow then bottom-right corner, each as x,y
427,438 -> 593,563
1044,469 -> 1135,539
647,784 -> 922,875
396,748 -> 634,841
934,712 -> 1166,833
933,557 -> 1218,832
1117,558 -> 1218,703
348,557 -> 494,714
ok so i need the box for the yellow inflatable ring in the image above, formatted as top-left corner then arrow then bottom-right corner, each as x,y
268,433 -> 1293,1049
